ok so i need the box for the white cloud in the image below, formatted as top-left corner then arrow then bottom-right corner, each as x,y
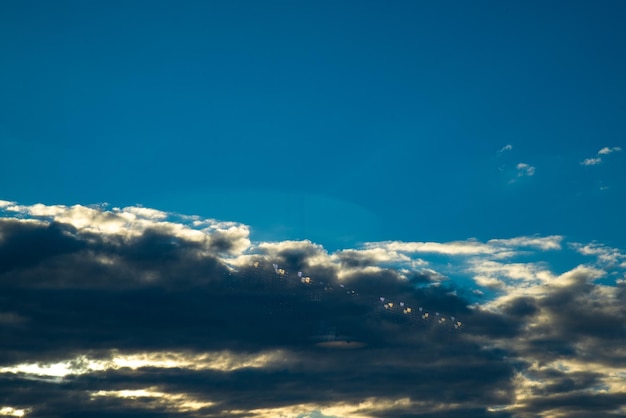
368,235 -> 562,260
488,235 -> 563,251
498,144 -> 513,153
473,274 -> 504,289
581,146 -> 622,165
469,260 -> 555,290
598,146 -> 622,155
581,157 -> 602,166
123,206 -> 168,220
516,163 -> 535,177
365,240 -> 499,256
569,242 -> 626,269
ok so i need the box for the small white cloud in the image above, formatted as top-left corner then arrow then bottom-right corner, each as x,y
488,235 -> 563,251
569,242 -> 626,268
366,240 -> 498,256
498,144 -> 513,153
516,163 -> 535,177
581,146 -> 621,165
581,157 -> 602,166
597,146 -> 622,155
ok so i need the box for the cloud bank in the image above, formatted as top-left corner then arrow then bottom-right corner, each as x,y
1,201 -> 625,417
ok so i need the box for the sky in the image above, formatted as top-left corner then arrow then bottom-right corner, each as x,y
0,1 -> 625,417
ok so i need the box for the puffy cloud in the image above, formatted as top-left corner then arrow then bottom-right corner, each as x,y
1,202 -> 625,417
516,162 -> 536,177
570,241 -> 626,270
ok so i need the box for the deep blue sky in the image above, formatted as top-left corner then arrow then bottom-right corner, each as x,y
1,0 -> 625,250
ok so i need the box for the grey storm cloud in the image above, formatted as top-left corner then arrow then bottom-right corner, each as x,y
0,202 -> 625,417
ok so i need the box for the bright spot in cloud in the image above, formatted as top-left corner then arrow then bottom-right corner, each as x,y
91,388 -> 215,412
0,350 -> 293,379
0,407 -> 31,417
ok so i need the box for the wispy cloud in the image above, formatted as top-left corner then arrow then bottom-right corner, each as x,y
498,144 -> 513,153
581,157 -> 602,166
581,146 -> 622,165
569,241 -> 626,269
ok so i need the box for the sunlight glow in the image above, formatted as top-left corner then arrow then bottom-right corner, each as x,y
91,387 -> 214,412
0,407 -> 31,417
0,350 -> 292,380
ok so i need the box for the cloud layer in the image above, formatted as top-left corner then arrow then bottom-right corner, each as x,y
1,201 -> 625,417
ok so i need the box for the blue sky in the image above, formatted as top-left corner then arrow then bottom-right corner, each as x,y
1,2 -> 626,417
2,0 -> 625,250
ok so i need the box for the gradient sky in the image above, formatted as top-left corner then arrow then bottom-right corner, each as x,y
1,1 -> 626,417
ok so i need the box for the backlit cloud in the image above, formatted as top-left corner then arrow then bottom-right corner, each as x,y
1,202 -> 625,417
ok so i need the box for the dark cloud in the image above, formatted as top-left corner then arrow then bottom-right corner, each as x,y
502,296 -> 539,318
0,220 -> 84,275
1,204 -> 625,417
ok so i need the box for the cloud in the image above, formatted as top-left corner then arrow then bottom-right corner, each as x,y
1,202 -> 625,417
504,162 -> 536,183
581,146 -> 622,166
569,241 -> 626,270
0,406 -> 31,417
366,235 -> 562,259
488,235 -> 563,251
365,239 -> 498,256
498,144 -> 513,153
516,162 -> 535,177
598,146 -> 622,155
581,157 -> 602,166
